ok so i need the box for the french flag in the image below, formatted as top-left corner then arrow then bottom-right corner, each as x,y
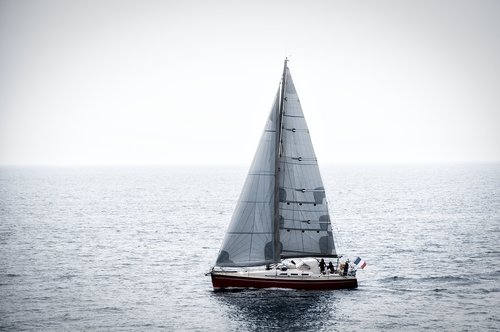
353,257 -> 367,269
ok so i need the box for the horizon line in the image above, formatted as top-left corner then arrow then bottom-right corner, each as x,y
1,160 -> 500,168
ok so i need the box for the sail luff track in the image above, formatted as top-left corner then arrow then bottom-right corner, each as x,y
273,58 -> 288,262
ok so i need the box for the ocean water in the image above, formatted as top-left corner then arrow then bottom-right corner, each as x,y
0,164 -> 499,331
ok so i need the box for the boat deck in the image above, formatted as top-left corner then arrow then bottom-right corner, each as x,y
210,262 -> 358,291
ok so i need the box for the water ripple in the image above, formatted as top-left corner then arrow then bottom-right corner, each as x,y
0,165 -> 499,331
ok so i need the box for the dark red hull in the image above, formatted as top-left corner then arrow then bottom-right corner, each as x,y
211,273 -> 357,291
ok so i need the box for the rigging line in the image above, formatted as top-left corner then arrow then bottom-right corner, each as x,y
327,195 -> 344,254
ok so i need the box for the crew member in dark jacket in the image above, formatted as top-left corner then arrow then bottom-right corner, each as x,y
343,261 -> 349,276
319,258 -> 326,274
328,261 -> 335,273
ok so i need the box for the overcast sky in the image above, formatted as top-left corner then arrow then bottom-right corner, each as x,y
1,0 -> 499,166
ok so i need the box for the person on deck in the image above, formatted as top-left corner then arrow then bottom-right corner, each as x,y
328,261 -> 335,274
343,260 -> 349,276
319,258 -> 326,274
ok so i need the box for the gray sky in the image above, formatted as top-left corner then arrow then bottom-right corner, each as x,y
1,0 -> 499,166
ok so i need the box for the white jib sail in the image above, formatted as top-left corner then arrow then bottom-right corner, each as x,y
216,91 -> 279,267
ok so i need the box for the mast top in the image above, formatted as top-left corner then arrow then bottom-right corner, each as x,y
281,58 -> 289,85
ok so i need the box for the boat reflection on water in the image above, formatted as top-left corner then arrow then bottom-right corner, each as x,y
211,289 -> 345,330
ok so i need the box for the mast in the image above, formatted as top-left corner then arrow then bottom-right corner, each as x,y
273,58 -> 288,262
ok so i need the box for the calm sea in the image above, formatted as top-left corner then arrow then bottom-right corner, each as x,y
1,164 -> 499,331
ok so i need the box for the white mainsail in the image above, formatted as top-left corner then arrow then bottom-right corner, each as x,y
216,62 -> 336,267
278,67 -> 336,258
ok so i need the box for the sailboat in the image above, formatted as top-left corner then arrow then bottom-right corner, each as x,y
208,59 -> 358,291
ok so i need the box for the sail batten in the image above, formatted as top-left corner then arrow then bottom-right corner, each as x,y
227,231 -> 274,234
